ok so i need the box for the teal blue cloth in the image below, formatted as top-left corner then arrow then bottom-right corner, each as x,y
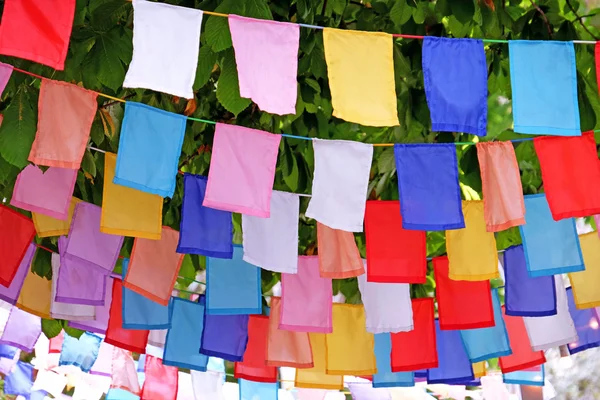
114,102 -> 186,198
106,389 -> 140,400
373,333 -> 415,388
58,332 -> 102,373
519,194 -> 584,277
239,379 -> 278,400
503,365 -> 544,386
459,288 -> 511,362
509,41 -> 580,136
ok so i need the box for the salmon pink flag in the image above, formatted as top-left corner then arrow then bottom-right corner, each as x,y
141,355 -> 178,400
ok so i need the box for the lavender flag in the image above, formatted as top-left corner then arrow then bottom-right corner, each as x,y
0,243 -> 35,305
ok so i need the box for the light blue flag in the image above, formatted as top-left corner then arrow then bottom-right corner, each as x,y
373,333 -> 415,388
239,379 -> 278,400
58,332 -> 102,373
509,40 -> 580,136
459,288 -> 512,362
106,388 -> 140,400
519,194 -> 583,277
206,246 -> 262,315
503,365 -> 545,386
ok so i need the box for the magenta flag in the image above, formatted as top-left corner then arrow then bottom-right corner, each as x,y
0,62 -> 13,96
0,307 -> 41,352
0,243 -> 35,305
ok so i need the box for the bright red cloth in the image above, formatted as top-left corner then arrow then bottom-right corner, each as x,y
234,315 -> 278,383
499,306 -> 546,373
390,298 -> 438,372
0,0 -> 76,70
0,205 -> 36,287
104,279 -> 149,354
364,201 -> 427,283
433,256 -> 494,330
49,330 -> 64,354
534,132 -> 600,220
141,355 -> 178,400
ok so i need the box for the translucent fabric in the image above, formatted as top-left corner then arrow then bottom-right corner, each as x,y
148,329 -> 167,349
326,304 -> 376,375
0,205 -> 36,287
0,307 -> 41,352
234,315 -> 278,383
51,252 -> 95,320
239,379 -> 278,400
4,361 -> 33,397
427,321 -> 474,384
280,256 -> 332,333
90,341 -> 114,377
433,256 -> 494,330
566,288 -> 600,354
32,197 -> 81,238
509,40 -> 580,136
229,15 -> 299,115
0,62 -> 13,95
177,174 -> 233,258
0,344 -> 18,359
242,191 -> 300,273
17,267 -> 52,319
498,307 -> 546,373
11,165 -> 77,220
347,383 -> 391,400
199,313 -> 249,361
316,222 -> 364,278
31,369 -> 67,398
458,289 -> 511,362
373,333 -> 415,388
422,37 -> 487,136
101,152 -> 163,239
503,245 -> 557,317
140,355 -> 178,400
503,365 -> 544,386
0,349 -> 19,375
111,347 -> 141,395
364,201 -> 427,283
519,194 -> 583,276
124,227 -> 184,306
49,331 -> 64,354
266,297 -> 313,368
68,276 -> 114,335
163,298 -> 208,371
205,246 -> 261,315
323,28 -> 398,127
295,332 -> 343,390
203,123 -> 281,217
446,201 -> 499,280
59,332 -> 102,372
394,144 -> 464,230
0,243 -> 35,305
191,369 -> 225,400
568,232 -> 600,308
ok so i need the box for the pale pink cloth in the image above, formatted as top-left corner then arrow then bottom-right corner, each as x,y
110,347 -> 140,395
90,340 -> 115,377
229,15 -> 299,115
297,388 -> 329,400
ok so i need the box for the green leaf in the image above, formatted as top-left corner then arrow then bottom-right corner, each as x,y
204,0 -> 246,52
390,0 -> 412,26
245,0 -> 274,19
41,319 -> 63,339
32,248 -> 53,279
63,323 -> 85,339
88,29 -> 126,91
377,147 -> 396,174
194,46 -> 217,90
449,0 -> 475,24
82,150 -> 97,178
216,51 -> 251,116
0,89 -> 37,169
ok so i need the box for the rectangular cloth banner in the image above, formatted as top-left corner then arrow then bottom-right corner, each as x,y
32,197 -> 81,238
0,205 -> 36,287
69,275 -> 114,335
566,288 -> 600,354
110,348 -> 140,396
498,307 -> 546,373
140,355 -> 178,400
316,222 -> 364,278
50,252 -> 95,321
200,312 -> 249,362
294,332 -> 343,390
17,267 -> 52,319
427,320 -> 475,384
568,232 -> 600,309
234,315 -> 278,383
0,307 -> 41,352
0,243 -> 35,305
373,333 -> 415,388
58,332 -> 102,373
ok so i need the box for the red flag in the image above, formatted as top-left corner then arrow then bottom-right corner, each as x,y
234,315 -> 277,383
499,306 -> 546,373
0,205 -> 36,287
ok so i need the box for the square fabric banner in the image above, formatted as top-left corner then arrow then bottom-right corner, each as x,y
428,320 -> 475,384
0,205 -> 36,287
373,333 -> 415,388
569,232 -> 600,309
0,307 -> 41,352
58,332 -> 102,373
68,276 -> 114,335
316,222 -> 364,278
234,315 -> 277,383
200,313 -> 248,362
140,355 -> 178,400
50,252 -> 96,321
499,307 -> 546,373
17,268 -> 52,319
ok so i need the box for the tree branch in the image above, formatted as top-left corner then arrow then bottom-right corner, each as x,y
530,0 -> 553,38
565,0 -> 600,41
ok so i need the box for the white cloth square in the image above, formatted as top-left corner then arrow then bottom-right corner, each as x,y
50,253 -> 95,321
524,275 -> 578,351
123,0 -> 203,99
305,139 -> 373,232
31,369 -> 67,398
357,261 -> 413,333
242,191 -> 299,273
191,369 -> 225,400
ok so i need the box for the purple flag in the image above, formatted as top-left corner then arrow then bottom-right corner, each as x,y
0,62 -> 13,96
0,308 -> 41,352
199,313 -> 249,361
68,276 -> 114,335
427,320 -> 474,384
0,243 -> 35,305
567,288 -> 600,354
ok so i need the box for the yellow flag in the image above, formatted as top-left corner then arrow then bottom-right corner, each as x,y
473,361 -> 486,378
17,269 -> 52,319
295,332 -> 343,390
32,197 -> 81,237
568,232 -> 600,309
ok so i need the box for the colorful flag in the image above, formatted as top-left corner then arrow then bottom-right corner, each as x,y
566,287 -> 600,354
473,361 -> 486,379
294,332 -> 343,390
58,332 -> 102,373
110,348 -> 140,395
0,205 -> 36,286
498,307 -> 546,373
17,267 -> 52,319
373,333 -> 415,388
0,307 -> 41,352
68,276 -> 114,335
0,243 -> 35,305
503,365 -> 544,387
90,341 -> 114,377
4,361 -> 33,397
50,252 -> 95,320
239,379 -> 278,400
191,369 -> 224,400
568,232 -> 600,309
140,355 -> 178,400
428,321 -> 475,384
0,62 -> 13,95
32,197 -> 81,238
234,315 -> 278,383
199,313 -> 249,362
317,222 -> 364,278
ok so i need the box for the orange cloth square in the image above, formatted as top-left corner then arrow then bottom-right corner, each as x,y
317,222 -> 364,278
17,269 -> 52,319
295,332 -> 343,390
32,197 -> 81,237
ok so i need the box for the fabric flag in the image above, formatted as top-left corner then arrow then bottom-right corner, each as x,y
0,307 -> 41,352
306,139 -> 373,232
124,227 -> 184,306
473,362 -> 486,379
90,341 -> 114,377
503,245 -> 557,317
205,246 -> 261,315
141,355 -> 178,400
49,331 -> 64,354
17,267 -> 52,319
0,243 -> 35,305
323,28 -> 398,127
50,252 -> 95,320
239,379 -> 278,400
476,141 -> 525,231
177,174 -> 233,258
242,191 -> 299,273
58,332 -> 102,372
498,307 -> 546,373
373,333 -> 415,388
566,288 -> 600,354
428,321 -> 474,384
203,123 -> 281,217
199,312 -> 249,362
111,347 -> 141,395
446,201 -> 499,280
105,278 -> 149,354
68,276 -> 114,334
114,102 -> 186,198
148,329 -> 167,349
229,15 -> 299,115
0,62 -> 13,96
234,315 -> 278,383
503,365 -> 544,386
422,37 -> 487,136
0,344 -> 18,359
11,165 -> 77,220
326,304 -> 376,375
519,194 -> 583,276
163,297 -> 208,371
524,276 -> 577,351
32,197 -> 81,238
124,0 -> 202,98
394,144 -> 464,230
280,256 -> 332,333
266,297 -> 313,368
357,264 -> 413,333
295,332 -> 343,390
459,288 -> 511,362
364,201 -> 427,283
569,232 -> 600,309
390,298 -> 437,372
433,256 -> 494,330
101,152 -> 163,239
0,205 -> 36,287
0,349 -> 19,375
347,383 -> 391,400
509,40 -> 580,135
4,361 -> 33,397
316,222 -> 364,278
31,369 -> 67,398
191,369 -> 225,400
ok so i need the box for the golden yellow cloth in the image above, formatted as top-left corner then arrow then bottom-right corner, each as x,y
473,361 -> 486,378
446,201 -> 499,281
17,269 -> 52,319
295,333 -> 343,390
100,152 -> 163,239
323,28 -> 399,127
568,232 -> 600,309
325,304 -> 376,375
32,197 -> 81,237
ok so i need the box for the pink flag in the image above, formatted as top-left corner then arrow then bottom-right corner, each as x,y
90,341 -> 115,377
110,347 -> 140,395
141,355 -> 178,400
0,307 -> 41,352
0,62 -> 13,96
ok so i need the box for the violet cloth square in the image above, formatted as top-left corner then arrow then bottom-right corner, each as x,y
199,313 -> 249,362
0,243 -> 35,305
0,307 -> 41,352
